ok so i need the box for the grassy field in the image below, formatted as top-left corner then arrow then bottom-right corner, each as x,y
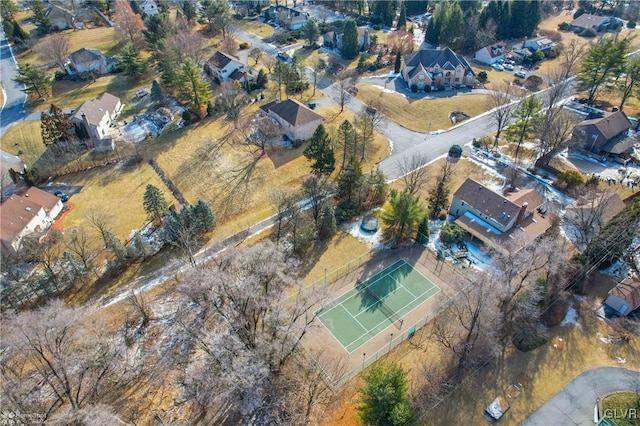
0,120 -> 46,165
60,161 -> 178,241
601,392 -> 640,426
356,83 -> 491,133
236,18 -> 275,39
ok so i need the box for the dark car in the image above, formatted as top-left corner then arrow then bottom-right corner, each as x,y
53,190 -> 69,202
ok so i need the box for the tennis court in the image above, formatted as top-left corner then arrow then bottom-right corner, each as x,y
317,259 -> 440,353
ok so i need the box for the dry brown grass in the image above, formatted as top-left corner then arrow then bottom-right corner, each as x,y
356,83 -> 491,133
236,19 -> 275,39
0,120 -> 46,165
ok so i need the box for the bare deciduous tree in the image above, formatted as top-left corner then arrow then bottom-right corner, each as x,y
301,174 -> 333,226
487,83 -> 517,149
535,107 -> 579,167
336,70 -> 355,113
249,47 -> 262,65
221,35 -> 238,55
261,54 -> 276,74
64,228 -> 95,271
114,0 -> 145,47
38,33 -> 70,71
163,28 -> 210,65
560,38 -> 586,79
398,152 -> 430,195
269,188 -> 297,244
563,189 -> 618,248
87,208 -> 113,248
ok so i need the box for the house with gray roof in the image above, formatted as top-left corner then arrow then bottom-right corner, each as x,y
473,43 -> 507,65
449,178 -> 551,252
402,47 -> 475,90
46,4 -> 74,31
207,51 -> 246,82
71,92 -> 122,142
572,110 -> 633,154
570,13 -> 613,33
259,99 -> 323,141
65,48 -> 119,77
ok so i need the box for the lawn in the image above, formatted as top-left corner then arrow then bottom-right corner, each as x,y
356,83 -> 491,133
236,18 -> 275,39
0,120 -> 45,166
59,161 -> 178,242
601,392 -> 640,426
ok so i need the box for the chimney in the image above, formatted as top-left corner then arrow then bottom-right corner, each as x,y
516,202 -> 528,225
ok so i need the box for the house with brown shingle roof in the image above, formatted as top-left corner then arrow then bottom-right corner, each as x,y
207,51 -> 246,83
71,92 -> 122,141
605,277 -> 640,316
0,187 -> 64,252
572,111 -> 633,154
402,47 -> 475,90
259,99 -> 323,141
449,178 -> 551,252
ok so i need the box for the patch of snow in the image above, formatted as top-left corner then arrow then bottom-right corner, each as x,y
560,303 -> 580,327
599,335 -> 612,344
342,218 -> 384,249
616,357 -> 627,364
465,240 -> 493,269
600,259 -> 630,279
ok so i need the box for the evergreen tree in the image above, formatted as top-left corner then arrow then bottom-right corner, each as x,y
373,0 -> 395,27
506,95 -> 542,166
143,13 -> 172,47
382,189 -> 425,243
130,231 -> 154,261
0,0 -> 18,21
341,19 -> 359,59
14,63 -> 50,99
318,204 -> 337,240
302,18 -> 319,47
178,58 -> 212,112
338,119 -> 356,171
336,160 -> 363,204
182,0 -> 197,23
578,37 -> 631,103
30,0 -> 51,34
11,19 -> 29,45
358,363 -> 413,426
416,214 -> 429,243
120,42 -> 147,78
105,231 -> 129,266
193,199 -> 215,233
428,179 -> 450,220
159,56 -> 181,91
405,0 -> 427,16
2,20 -> 13,43
396,1 -> 407,29
255,68 -> 268,89
40,104 -> 74,147
303,124 -> 336,175
394,51 -> 401,73
143,184 -> 169,224
150,79 -> 167,105
130,0 -> 143,15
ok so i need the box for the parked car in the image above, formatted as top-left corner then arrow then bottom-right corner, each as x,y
491,63 -> 504,71
503,63 -> 514,71
135,89 -> 149,98
53,190 -> 69,202
484,396 -> 510,422
514,71 -> 526,79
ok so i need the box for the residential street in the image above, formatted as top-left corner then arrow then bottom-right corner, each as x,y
0,24 -> 27,138
523,367 -> 640,426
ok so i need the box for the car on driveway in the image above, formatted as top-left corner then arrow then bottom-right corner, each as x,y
53,190 -> 69,202
491,63 -> 504,71
514,71 -> 526,79
503,63 -> 514,71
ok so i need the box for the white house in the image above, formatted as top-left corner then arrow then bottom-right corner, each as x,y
207,51 -> 245,82
71,92 -> 123,141
141,0 -> 159,15
522,36 -> 556,55
65,48 -> 119,77
0,187 -> 64,252
474,43 -> 506,65
259,99 -> 324,141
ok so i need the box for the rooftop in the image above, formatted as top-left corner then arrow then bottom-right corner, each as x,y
71,92 -> 121,126
260,99 -> 323,127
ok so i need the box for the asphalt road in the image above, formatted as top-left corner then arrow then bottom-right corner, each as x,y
523,367 -> 640,426
0,24 -> 27,138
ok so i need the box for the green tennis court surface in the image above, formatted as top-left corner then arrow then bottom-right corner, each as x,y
318,259 -> 440,353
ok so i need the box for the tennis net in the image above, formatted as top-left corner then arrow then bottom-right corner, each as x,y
360,281 -> 404,328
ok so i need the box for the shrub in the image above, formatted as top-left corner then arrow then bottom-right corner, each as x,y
448,144 -> 463,159
477,71 -> 488,83
558,21 -> 570,31
411,84 -> 418,92
372,24 -> 382,31
472,138 -> 482,148
239,42 -> 249,50
557,170 -> 584,189
182,110 -> 191,122
512,326 -> 548,352
424,85 -> 432,92
628,21 -> 637,29
436,84 -> 445,91
580,28 -> 597,38
439,222 -> 467,244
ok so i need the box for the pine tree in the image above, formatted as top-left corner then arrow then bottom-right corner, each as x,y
40,104 -> 74,147
193,199 -> 215,233
143,184 -> 169,224
150,80 -> 167,106
358,363 -> 413,426
382,189 -> 425,243
30,0 -> 51,34
394,51 -> 401,73
396,1 -> 407,29
182,0 -> 197,23
428,179 -> 449,220
336,160 -> 363,204
178,58 -> 212,112
256,68 -> 268,89
120,42 -> 147,78
14,63 -> 51,99
130,0 -> 142,15
302,18 -> 319,47
0,0 -> 18,21
130,231 -> 154,261
105,231 -> 129,266
303,124 -> 335,175
416,214 -> 429,243
341,19 -> 359,60
318,204 -> 337,240
11,20 -> 29,45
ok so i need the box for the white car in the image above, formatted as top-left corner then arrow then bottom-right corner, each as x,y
514,71 -> 526,79
503,63 -> 514,71
135,89 -> 149,98
491,63 -> 504,71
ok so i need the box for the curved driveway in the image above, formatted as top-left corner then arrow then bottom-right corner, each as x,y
523,367 -> 640,426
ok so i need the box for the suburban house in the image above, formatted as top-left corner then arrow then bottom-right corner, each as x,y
263,5 -> 308,30
207,51 -> 246,83
0,187 -> 64,252
572,110 -> 633,154
473,43 -> 507,65
323,27 -> 370,51
65,48 -> 119,77
449,178 -> 552,252
570,13 -> 613,33
604,277 -> 640,316
522,36 -> 556,56
141,0 -> 159,15
259,99 -> 324,141
46,4 -> 74,31
71,92 -> 122,142
402,47 -> 476,89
